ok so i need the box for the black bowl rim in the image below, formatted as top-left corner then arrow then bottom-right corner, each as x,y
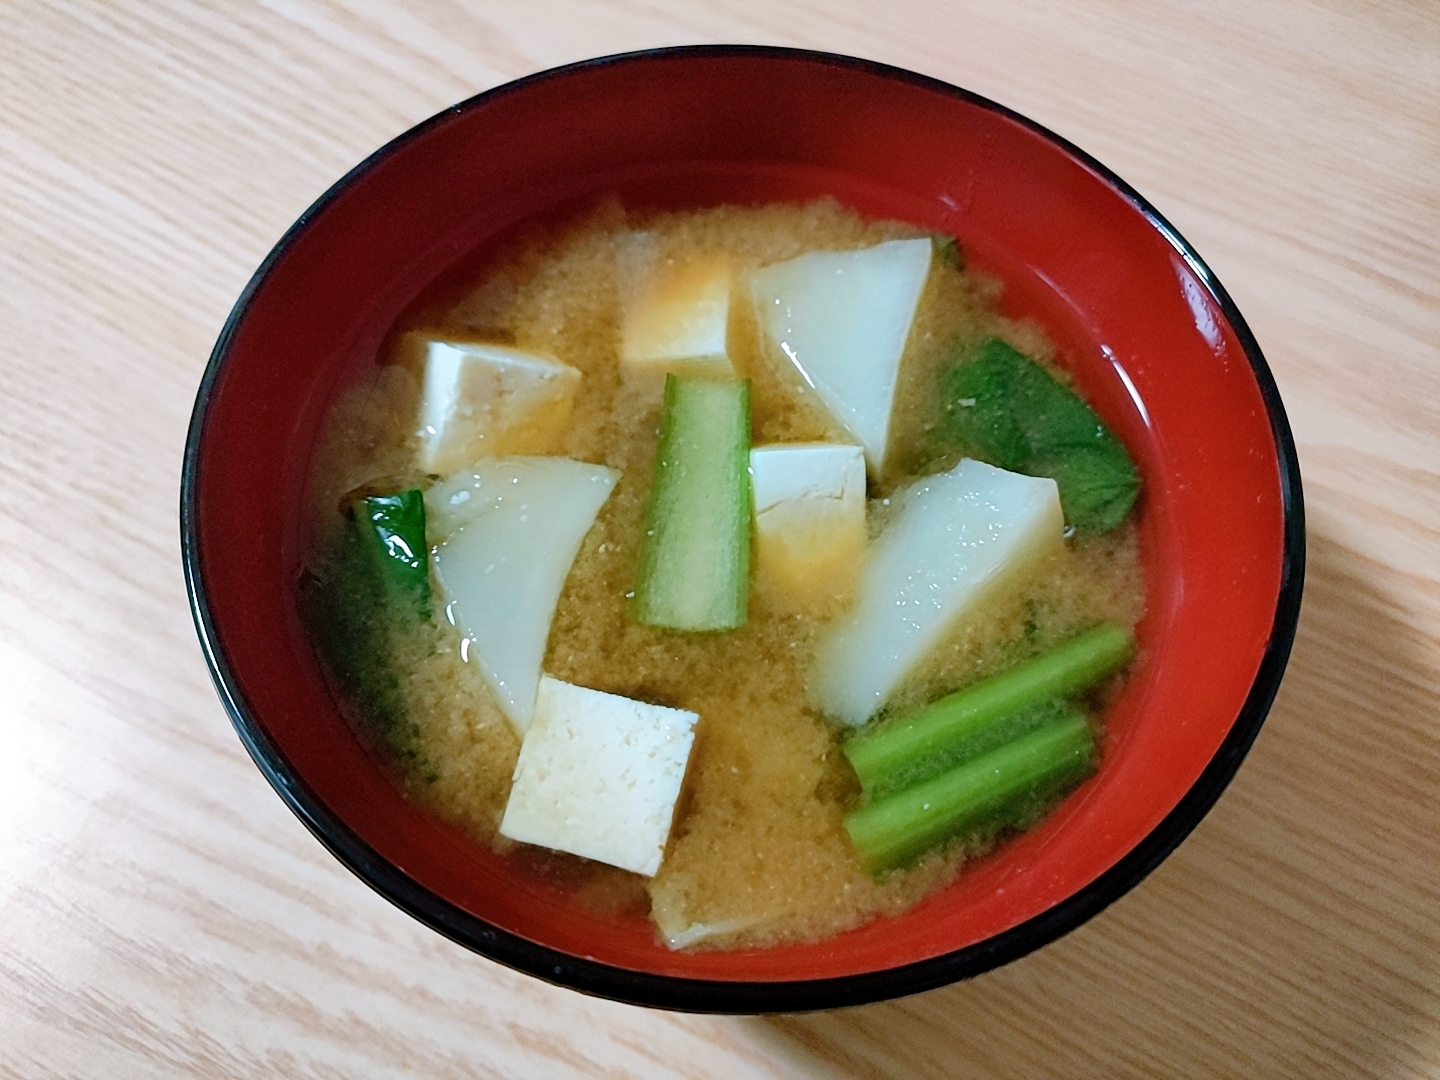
181,44 -> 1305,1014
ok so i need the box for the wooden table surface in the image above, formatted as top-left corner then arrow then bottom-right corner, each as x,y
4,2 -> 1438,1076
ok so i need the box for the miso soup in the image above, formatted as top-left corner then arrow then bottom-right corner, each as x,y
302,199 -> 1145,950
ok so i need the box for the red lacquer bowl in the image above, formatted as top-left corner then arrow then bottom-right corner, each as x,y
182,47 -> 1304,1012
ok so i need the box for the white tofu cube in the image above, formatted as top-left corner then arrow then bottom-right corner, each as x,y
750,443 -> 867,613
810,458 -> 1064,726
749,238 -> 932,478
500,677 -> 699,877
408,334 -> 581,476
619,235 -> 732,375
426,459 -> 618,734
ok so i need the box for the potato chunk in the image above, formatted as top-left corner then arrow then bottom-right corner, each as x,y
811,458 -> 1064,726
750,238 -> 931,477
426,458 -> 618,734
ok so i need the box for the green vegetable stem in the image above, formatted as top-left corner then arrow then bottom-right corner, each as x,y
844,707 -> 1098,874
632,375 -> 753,631
843,622 -> 1133,798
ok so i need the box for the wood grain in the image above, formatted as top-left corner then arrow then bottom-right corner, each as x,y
2,1 -> 1437,1076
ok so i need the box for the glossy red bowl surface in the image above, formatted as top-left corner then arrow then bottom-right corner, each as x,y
182,47 -> 1303,1012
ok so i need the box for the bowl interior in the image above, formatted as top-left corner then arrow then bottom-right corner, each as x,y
188,51 -> 1291,995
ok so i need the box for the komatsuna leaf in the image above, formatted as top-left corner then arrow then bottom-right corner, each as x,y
940,337 -> 1140,533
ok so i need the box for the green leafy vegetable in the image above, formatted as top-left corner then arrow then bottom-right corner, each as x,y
632,375 -> 752,631
931,234 -> 964,271
942,337 -> 1140,532
842,622 -> 1133,799
355,490 -> 432,619
844,707 -> 1097,874
299,489 -> 434,771
1028,448 -> 1142,538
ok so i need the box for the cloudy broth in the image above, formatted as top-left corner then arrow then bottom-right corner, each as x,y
303,199 -> 1145,949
